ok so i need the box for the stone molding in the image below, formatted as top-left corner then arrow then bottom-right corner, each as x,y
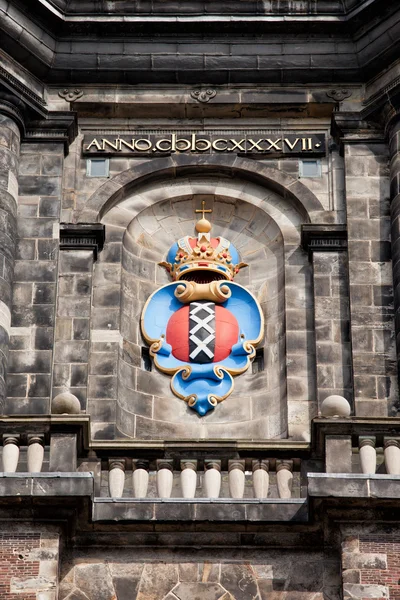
59,223 -> 105,260
331,111 -> 384,142
79,154 -> 324,223
0,82 -> 78,153
0,94 -> 26,133
301,224 -> 347,259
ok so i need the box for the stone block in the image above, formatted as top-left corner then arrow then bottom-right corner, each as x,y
38,196 -> 61,217
18,176 -> 61,197
34,327 -> 54,350
54,340 -> 89,363
88,375 -> 117,399
73,318 -> 90,340
89,352 -> 117,375
9,350 -> 52,373
74,562 -> 116,600
38,240 -> 58,261
49,434 -> 77,472
71,364 -> 88,387
343,583 -> 389,598
342,553 -> 387,570
17,217 -> 55,239
14,261 -> 57,282
57,297 -> 91,318
33,283 -> 56,305
60,251 -> 93,274
308,474 -> 369,497
27,373 -> 51,397
325,436 -> 352,473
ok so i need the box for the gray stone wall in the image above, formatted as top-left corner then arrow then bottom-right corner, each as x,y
343,141 -> 397,416
7,142 -> 63,415
3,123 -> 397,438
60,549 -> 336,600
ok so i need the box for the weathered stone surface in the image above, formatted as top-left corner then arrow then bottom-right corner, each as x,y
172,582 -> 226,600
220,564 -> 259,600
75,564 -> 116,600
136,563 -> 179,600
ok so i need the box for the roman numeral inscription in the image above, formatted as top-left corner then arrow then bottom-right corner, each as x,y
83,133 -> 325,156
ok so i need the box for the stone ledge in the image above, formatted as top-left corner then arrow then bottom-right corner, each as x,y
308,473 -> 400,498
0,472 -> 93,496
92,498 -> 308,522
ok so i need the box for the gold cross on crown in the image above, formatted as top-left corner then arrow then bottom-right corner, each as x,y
195,200 -> 212,220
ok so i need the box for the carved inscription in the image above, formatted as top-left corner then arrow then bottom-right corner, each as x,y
83,132 -> 325,156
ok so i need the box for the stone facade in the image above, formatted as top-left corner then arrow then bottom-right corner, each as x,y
2,0 -> 400,598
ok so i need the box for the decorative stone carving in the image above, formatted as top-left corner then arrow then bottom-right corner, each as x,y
108,459 -> 125,498
276,460 -> 293,499
180,460 -> 197,498
326,89 -> 352,102
228,460 -> 245,499
320,395 -> 351,417
2,435 -> 20,473
190,89 -> 217,103
156,460 -> 174,498
27,435 -> 44,473
59,88 -> 83,102
359,437 -> 376,475
132,460 -> 149,498
204,460 -> 221,498
51,392 -> 81,415
141,203 -> 264,416
59,223 -> 105,261
384,438 -> 400,475
252,460 -> 269,498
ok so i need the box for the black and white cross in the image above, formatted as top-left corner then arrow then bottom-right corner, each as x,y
189,301 -> 216,364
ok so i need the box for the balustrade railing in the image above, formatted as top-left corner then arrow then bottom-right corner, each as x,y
103,458 -> 297,500
2,417 -> 400,505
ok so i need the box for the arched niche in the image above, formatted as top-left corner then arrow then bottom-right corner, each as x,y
95,172 -> 315,440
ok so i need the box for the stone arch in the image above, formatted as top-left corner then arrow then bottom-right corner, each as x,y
78,154 -> 325,223
84,158 -> 318,440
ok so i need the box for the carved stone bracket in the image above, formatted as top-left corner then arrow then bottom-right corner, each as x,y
190,89 -> 217,103
301,224 -> 347,260
326,89 -> 352,102
59,88 -> 83,102
59,223 -> 105,260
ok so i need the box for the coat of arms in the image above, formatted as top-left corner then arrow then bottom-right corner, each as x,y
141,202 -> 264,415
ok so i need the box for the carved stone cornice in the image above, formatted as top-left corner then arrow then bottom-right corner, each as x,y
25,112 -> 78,155
331,111 -> 384,143
0,81 -> 78,154
301,224 -> 347,260
0,67 -> 46,116
0,92 -> 26,133
59,224 -> 105,260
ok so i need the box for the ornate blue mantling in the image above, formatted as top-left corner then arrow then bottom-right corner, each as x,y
141,280 -> 264,415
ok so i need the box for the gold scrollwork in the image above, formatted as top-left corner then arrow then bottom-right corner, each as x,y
174,280 -> 232,304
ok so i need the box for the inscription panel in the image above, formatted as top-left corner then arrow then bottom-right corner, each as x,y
83,132 -> 326,156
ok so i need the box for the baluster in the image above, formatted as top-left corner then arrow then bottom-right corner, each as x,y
132,460 -> 149,498
180,460 -> 197,499
204,460 -> 221,498
156,460 -> 173,498
27,435 -> 44,473
228,460 -> 245,499
359,436 -> 376,475
384,438 -> 400,475
276,460 -> 293,499
2,435 -> 20,473
108,459 -> 125,498
252,460 -> 269,499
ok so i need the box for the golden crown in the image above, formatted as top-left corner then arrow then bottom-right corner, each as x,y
159,202 -> 247,283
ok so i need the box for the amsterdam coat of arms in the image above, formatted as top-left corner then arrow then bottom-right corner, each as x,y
140,202 -> 264,416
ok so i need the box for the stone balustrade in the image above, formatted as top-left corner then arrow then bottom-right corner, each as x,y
2,417 -> 400,510
104,457 -> 297,500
